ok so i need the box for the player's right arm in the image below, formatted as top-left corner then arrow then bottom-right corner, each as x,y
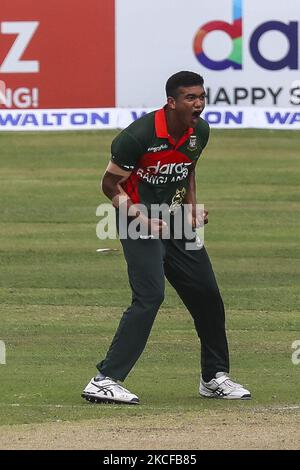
102,130 -> 139,213
102,129 -> 167,235
101,162 -> 166,235
101,161 -> 133,209
101,161 -> 146,222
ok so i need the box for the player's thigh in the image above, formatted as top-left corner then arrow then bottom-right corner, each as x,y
120,237 -> 165,298
164,240 -> 219,293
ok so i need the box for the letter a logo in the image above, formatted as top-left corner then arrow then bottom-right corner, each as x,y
193,0 -> 243,70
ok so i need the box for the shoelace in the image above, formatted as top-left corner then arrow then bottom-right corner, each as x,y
223,379 -> 242,388
95,380 -> 132,395
114,384 -> 131,393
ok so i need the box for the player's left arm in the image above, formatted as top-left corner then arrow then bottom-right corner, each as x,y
184,161 -> 208,227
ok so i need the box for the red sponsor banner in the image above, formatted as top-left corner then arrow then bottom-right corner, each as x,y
0,0 -> 115,109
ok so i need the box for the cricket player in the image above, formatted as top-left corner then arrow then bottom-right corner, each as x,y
82,71 -> 251,404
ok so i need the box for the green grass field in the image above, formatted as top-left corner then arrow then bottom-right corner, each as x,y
0,129 -> 299,429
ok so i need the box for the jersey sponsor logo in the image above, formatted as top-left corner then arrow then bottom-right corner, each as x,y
136,160 -> 192,184
146,160 -> 192,175
137,160 -> 192,184
147,143 -> 168,153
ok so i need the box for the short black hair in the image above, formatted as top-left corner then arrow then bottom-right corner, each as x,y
166,71 -> 204,98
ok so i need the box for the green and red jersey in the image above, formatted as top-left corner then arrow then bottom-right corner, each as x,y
111,107 -> 210,211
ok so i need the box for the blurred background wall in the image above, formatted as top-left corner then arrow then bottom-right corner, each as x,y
0,0 -> 299,110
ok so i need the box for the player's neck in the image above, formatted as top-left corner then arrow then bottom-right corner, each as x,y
165,109 -> 188,143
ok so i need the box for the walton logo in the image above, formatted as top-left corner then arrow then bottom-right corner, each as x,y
193,0 -> 298,70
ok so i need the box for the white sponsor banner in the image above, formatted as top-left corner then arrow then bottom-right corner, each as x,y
118,107 -> 300,129
0,108 -> 118,131
0,107 -> 300,131
116,0 -> 300,108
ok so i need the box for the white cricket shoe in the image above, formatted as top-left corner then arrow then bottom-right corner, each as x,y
81,376 -> 139,404
199,372 -> 251,400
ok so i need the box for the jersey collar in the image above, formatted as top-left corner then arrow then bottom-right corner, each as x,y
155,107 -> 194,148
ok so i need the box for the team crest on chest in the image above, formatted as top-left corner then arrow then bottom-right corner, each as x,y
187,135 -> 198,151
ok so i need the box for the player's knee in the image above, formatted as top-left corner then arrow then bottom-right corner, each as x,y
206,285 -> 223,305
155,290 -> 165,306
194,284 -> 221,303
149,290 -> 165,307
141,290 -> 165,310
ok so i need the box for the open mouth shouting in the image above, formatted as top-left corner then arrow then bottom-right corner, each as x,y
191,110 -> 202,125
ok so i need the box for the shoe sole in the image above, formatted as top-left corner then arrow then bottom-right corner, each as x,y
200,393 -> 251,400
81,393 -> 140,405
